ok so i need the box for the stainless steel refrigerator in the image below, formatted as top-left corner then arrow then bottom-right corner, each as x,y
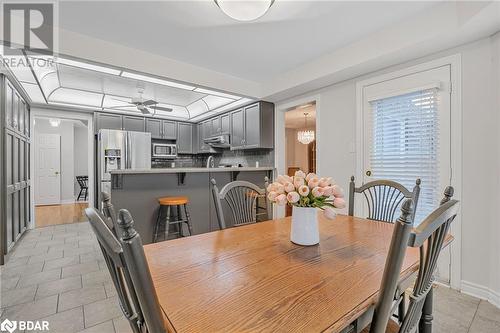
97,129 -> 151,206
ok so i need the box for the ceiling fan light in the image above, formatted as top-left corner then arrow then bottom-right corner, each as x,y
215,0 -> 274,21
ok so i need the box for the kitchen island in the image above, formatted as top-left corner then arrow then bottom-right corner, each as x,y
110,167 -> 274,244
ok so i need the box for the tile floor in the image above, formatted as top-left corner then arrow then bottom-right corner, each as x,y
1,222 -> 500,332
1,222 -> 131,333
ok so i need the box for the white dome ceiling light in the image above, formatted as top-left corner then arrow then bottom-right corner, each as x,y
214,0 -> 275,22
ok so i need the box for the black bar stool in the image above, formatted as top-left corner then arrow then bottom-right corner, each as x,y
153,196 -> 193,243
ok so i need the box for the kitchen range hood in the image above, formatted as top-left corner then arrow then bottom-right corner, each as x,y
204,134 -> 230,148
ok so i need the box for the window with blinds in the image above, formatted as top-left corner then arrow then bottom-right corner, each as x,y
369,88 -> 439,224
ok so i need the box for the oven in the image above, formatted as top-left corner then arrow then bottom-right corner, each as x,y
152,143 -> 177,159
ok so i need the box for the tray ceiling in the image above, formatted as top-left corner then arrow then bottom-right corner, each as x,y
3,52 -> 252,121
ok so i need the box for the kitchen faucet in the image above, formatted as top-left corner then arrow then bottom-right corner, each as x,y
206,155 -> 215,168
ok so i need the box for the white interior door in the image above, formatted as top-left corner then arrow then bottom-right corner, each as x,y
35,133 -> 61,205
361,65 -> 452,283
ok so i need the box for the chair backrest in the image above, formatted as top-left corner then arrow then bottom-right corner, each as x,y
101,192 -> 118,233
211,178 -> 268,230
85,208 -> 166,333
348,176 -> 421,223
76,176 -> 88,188
369,187 -> 459,333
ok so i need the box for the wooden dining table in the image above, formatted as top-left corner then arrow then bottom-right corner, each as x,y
143,214 -> 429,333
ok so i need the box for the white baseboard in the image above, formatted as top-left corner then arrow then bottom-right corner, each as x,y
461,280 -> 500,308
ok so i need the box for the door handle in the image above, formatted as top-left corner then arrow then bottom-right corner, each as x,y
55,171 -> 60,175
365,170 -> 372,176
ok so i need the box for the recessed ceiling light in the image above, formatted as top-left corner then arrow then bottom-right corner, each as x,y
56,57 -> 121,75
194,87 -> 240,100
215,0 -> 275,22
121,71 -> 195,91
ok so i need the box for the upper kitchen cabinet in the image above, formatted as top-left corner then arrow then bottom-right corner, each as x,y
122,115 -> 145,132
95,112 -> 146,133
230,102 -> 274,150
210,117 -> 221,136
221,114 -> 230,134
95,113 -> 123,132
197,120 -> 213,153
162,120 -> 177,140
177,123 -> 194,154
145,118 -> 162,139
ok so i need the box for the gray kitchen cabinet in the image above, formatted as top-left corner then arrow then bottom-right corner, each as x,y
123,116 -> 145,132
197,121 -> 214,153
230,108 -> 245,149
5,81 -> 13,130
145,118 -> 162,139
230,102 -> 274,150
221,114 -> 230,134
13,93 -> 19,132
95,113 -> 123,132
211,116 -> 221,136
177,123 -> 194,154
2,75 -> 31,263
162,120 -> 177,139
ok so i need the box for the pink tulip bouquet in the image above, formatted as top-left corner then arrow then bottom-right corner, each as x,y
267,170 -> 346,220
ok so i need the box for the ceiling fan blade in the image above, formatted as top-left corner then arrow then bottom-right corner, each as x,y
153,106 -> 173,112
137,105 -> 151,115
142,99 -> 157,106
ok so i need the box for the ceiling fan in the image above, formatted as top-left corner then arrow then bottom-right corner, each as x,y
108,90 -> 173,115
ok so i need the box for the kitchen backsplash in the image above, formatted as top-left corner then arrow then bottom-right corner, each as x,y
152,149 -> 274,168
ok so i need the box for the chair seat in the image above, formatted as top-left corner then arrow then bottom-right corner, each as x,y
360,318 -> 400,333
158,196 -> 189,206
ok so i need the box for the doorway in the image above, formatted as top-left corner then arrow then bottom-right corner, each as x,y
284,103 -> 317,216
33,116 -> 90,227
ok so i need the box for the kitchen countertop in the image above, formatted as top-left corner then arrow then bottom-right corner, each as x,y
110,167 -> 274,175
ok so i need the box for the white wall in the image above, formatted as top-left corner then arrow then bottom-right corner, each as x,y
73,124 -> 89,198
276,35 -> 500,307
285,128 -> 310,173
34,118 -> 75,203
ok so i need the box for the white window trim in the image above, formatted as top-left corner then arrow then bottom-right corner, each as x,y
355,54 -> 463,290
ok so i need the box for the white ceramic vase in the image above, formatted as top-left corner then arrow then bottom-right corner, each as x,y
290,206 -> 319,246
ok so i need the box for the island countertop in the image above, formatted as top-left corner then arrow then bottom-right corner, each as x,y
110,167 -> 274,174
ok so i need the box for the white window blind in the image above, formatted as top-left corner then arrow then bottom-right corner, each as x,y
369,88 -> 440,224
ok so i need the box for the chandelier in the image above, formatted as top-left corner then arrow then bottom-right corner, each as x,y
297,112 -> 315,145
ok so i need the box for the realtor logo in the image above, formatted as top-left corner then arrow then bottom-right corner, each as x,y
2,2 -> 54,55
0,319 -> 16,333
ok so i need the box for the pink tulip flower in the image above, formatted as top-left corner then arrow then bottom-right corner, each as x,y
277,175 -> 291,185
308,177 -> 320,189
267,191 -> 278,202
284,182 -> 295,193
298,185 -> 310,197
333,197 -> 346,209
332,185 -> 344,198
294,170 -> 306,179
293,177 -> 305,189
275,194 -> 288,206
312,187 -> 324,198
323,186 -> 334,197
323,207 -> 337,220
305,172 -> 317,182
318,177 -> 331,188
287,191 -> 300,203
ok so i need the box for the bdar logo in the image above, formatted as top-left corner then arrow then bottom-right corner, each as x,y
0,319 -> 17,333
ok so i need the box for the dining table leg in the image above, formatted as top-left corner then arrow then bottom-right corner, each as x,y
419,287 -> 434,333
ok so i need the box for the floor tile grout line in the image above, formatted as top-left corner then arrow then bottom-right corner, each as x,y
466,300 -> 481,333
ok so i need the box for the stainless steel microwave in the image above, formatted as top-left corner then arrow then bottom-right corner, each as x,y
152,143 -> 177,159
